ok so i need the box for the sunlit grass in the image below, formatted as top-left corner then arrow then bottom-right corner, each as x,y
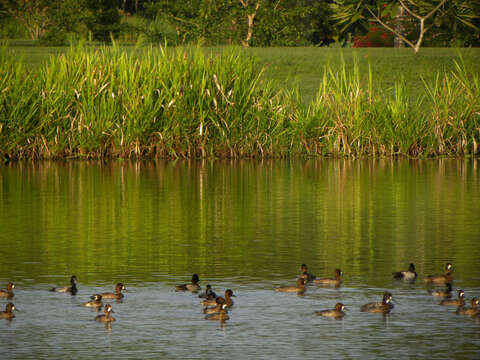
0,44 -> 479,159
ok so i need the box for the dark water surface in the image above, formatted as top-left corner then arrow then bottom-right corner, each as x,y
0,159 -> 479,358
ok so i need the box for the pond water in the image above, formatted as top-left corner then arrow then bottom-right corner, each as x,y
0,159 -> 479,358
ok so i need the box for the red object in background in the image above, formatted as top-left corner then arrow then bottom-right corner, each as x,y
353,23 -> 393,47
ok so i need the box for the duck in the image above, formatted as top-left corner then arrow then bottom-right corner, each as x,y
315,303 -> 346,319
313,269 -> 343,287
393,263 -> 417,281
203,297 -> 226,314
275,278 -> 306,294
456,298 -> 479,317
202,289 -> 234,308
0,282 -> 15,298
50,275 -> 78,295
95,304 -> 115,322
424,263 -> 453,284
361,292 -> 394,314
428,283 -> 453,297
198,285 -> 216,300
82,294 -> 103,308
99,283 -> 125,300
440,289 -> 465,306
300,264 -> 316,282
175,274 -> 201,293
0,302 -> 16,320
204,304 -> 229,321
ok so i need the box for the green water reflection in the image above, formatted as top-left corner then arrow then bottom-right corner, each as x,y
0,159 -> 479,287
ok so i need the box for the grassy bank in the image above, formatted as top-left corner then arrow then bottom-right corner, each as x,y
6,44 -> 480,102
0,44 -> 479,159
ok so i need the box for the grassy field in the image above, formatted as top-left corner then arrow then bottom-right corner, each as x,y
246,47 -> 480,103
6,43 -> 480,102
1,43 -> 480,159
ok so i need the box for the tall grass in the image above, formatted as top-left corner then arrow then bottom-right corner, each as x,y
0,44 -> 479,159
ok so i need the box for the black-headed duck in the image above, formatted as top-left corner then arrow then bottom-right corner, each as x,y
456,298 -> 479,317
95,304 -> 115,322
440,289 -> 465,306
0,302 -> 16,320
202,289 -> 234,308
424,263 -> 453,284
0,282 -> 15,298
176,274 -> 201,293
50,275 -> 78,295
82,294 -> 103,308
99,283 -> 125,300
316,303 -> 346,319
361,292 -> 394,314
300,264 -> 316,282
198,284 -> 216,300
314,269 -> 343,287
204,304 -> 229,321
393,263 -> 417,281
428,283 -> 453,297
275,278 -> 306,294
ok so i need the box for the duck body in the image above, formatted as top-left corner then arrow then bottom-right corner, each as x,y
203,297 -> 226,314
361,292 -> 394,314
50,276 -> 78,295
314,269 -> 343,287
95,304 -> 115,322
316,303 -> 346,319
0,302 -> 16,320
300,264 -> 316,282
99,283 -> 125,299
203,303 -> 223,314
424,263 -> 453,284
198,285 -> 216,300
202,289 -> 234,308
176,274 -> 201,293
440,290 -> 465,306
276,278 -> 306,294
204,305 -> 229,321
456,298 -> 479,317
393,263 -> 417,281
82,294 -> 103,308
0,282 -> 15,298
428,283 -> 452,297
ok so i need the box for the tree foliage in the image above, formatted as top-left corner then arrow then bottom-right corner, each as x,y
144,0 -> 334,46
331,0 -> 479,51
0,0 -> 52,40
0,0 -> 477,47
83,0 -> 122,42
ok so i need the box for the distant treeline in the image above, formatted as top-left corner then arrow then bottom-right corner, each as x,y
0,0 -> 479,47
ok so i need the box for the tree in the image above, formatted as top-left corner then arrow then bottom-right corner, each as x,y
0,0 -> 85,41
83,0 -> 122,42
254,0 -> 334,46
238,0 -> 261,47
144,0 -> 335,46
1,0 -> 50,40
332,0 -> 479,53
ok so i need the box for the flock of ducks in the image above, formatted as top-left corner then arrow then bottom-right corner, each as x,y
176,276 -> 234,322
170,262 -> 478,322
276,262 -> 478,319
1,262 -> 478,323
0,276 -> 125,322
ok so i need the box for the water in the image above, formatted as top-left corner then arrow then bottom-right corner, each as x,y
0,159 -> 479,358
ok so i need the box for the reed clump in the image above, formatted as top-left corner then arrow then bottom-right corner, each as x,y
0,45 -> 478,159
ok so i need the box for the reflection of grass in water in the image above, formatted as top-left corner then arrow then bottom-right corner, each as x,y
0,45 -> 479,158
0,160 -> 479,287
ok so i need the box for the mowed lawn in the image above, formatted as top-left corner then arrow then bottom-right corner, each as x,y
5,43 -> 480,103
